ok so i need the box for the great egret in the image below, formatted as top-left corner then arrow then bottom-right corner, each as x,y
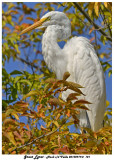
20,11 -> 106,132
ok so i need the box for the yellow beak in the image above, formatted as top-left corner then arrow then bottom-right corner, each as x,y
20,17 -> 48,35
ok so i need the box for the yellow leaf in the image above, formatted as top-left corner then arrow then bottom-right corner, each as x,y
53,121 -> 59,128
4,132 -> 17,146
94,2 -> 99,16
104,2 -> 108,8
85,141 -> 96,147
88,2 -> 95,17
47,121 -> 52,128
32,59 -> 39,64
63,72 -> 70,81
106,100 -> 110,107
69,133 -> 79,138
2,113 -> 6,121
11,112 -> 19,120
6,109 -> 14,117
56,113 -> 61,120
88,9 -> 92,17
45,78 -> 58,84
7,15 -> 12,22
64,81 -> 84,88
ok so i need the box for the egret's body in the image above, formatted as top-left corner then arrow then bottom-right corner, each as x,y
21,11 -> 106,131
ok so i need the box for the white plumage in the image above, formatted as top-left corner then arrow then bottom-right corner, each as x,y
21,11 -> 106,131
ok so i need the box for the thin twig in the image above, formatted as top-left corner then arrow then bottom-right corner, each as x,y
10,119 -> 67,153
16,56 -> 39,70
100,7 -> 112,37
103,59 -> 112,64
73,2 -> 112,42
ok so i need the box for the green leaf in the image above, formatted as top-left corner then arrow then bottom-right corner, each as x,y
2,68 -> 8,76
6,109 -> 14,117
19,79 -> 32,86
10,70 -> 23,75
22,90 -> 39,99
15,44 -> 20,53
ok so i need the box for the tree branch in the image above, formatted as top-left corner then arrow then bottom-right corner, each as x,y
73,2 -> 112,42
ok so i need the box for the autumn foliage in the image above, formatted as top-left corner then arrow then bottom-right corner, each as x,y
2,2 -> 112,154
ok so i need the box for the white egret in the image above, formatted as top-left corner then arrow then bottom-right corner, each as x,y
20,11 -> 106,132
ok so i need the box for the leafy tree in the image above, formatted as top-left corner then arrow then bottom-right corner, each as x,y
2,2 -> 112,154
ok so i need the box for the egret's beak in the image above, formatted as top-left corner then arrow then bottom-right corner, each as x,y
20,17 -> 48,35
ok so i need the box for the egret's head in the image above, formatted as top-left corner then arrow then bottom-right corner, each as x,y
38,11 -> 71,29
20,11 -> 71,38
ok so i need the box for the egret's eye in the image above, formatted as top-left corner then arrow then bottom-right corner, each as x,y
43,16 -> 51,22
47,16 -> 51,21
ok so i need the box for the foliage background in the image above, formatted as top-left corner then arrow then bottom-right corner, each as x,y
2,2 -> 112,154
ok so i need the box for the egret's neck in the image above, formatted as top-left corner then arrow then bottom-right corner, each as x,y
42,26 -> 67,79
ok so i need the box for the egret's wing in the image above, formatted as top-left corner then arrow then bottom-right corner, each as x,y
64,37 -> 106,131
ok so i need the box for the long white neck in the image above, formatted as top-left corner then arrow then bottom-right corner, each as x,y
42,25 -> 68,79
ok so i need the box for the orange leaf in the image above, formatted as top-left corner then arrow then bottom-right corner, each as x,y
53,148 -> 59,154
19,149 -> 27,154
48,98 -> 61,106
26,17 -> 34,21
13,131 -> 24,144
89,26 -> 95,34
3,26 -> 11,31
58,135 -> 61,147
19,15 -> 24,23
21,23 -> 30,30
41,125 -> 49,131
4,119 -> 17,126
25,131 -> 31,139
60,146 -> 70,154
26,124 -> 30,130
37,104 -> 43,112
66,109 -> 70,117
67,93 -> 79,101
39,112 -> 45,118
11,151 -> 16,154
105,141 -> 109,146
15,101 -> 29,108
90,37 -> 95,42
